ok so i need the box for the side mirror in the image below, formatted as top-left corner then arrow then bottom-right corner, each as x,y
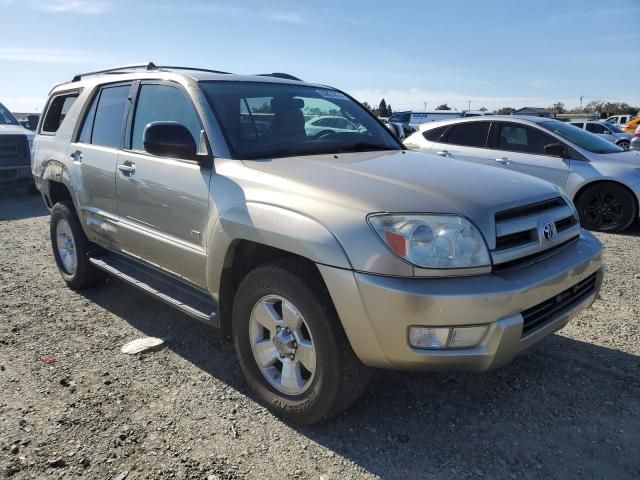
544,142 -> 567,158
143,121 -> 197,160
386,122 -> 405,141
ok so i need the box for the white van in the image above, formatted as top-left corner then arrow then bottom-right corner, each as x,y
388,110 -> 461,127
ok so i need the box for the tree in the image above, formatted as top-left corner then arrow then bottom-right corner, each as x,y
479,107 -> 488,112
496,107 -> 514,115
387,104 -> 393,115
436,104 -> 451,110
549,102 -> 566,113
379,99 -> 388,117
361,101 -> 372,111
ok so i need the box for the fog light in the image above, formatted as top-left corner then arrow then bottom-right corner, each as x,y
409,325 -> 488,349
409,327 -> 450,349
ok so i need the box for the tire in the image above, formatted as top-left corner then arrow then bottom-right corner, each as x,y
27,183 -> 39,195
50,200 -> 106,290
617,140 -> 630,150
575,183 -> 637,232
232,258 -> 370,424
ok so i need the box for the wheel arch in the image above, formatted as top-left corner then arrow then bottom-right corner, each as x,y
573,179 -> 639,211
40,160 -> 77,210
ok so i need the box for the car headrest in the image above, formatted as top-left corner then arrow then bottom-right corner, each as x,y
271,97 -> 304,110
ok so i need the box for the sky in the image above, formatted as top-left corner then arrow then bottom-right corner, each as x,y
1,0 -> 639,113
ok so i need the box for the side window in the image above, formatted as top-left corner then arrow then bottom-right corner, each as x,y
131,84 -> 202,152
78,92 -> 99,143
497,124 -> 557,155
570,123 -> 584,129
90,85 -> 131,148
423,125 -> 448,142
586,123 -> 607,134
445,122 -> 490,148
41,93 -> 78,134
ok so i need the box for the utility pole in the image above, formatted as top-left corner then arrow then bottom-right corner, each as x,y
468,100 -> 472,110
580,96 -> 583,111
424,101 -> 427,111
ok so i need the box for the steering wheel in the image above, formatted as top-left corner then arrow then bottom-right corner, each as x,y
312,130 -> 339,140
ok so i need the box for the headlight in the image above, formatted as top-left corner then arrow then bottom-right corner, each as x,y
368,214 -> 490,269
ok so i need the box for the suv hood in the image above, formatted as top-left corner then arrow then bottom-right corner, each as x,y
242,150 -> 560,233
0,124 -> 34,138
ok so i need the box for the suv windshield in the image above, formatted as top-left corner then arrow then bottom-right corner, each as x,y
540,120 -> 623,154
200,81 -> 400,159
0,103 -> 19,125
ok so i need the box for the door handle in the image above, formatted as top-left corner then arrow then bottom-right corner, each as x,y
495,157 -> 511,165
118,163 -> 136,174
436,150 -> 452,157
70,150 -> 83,163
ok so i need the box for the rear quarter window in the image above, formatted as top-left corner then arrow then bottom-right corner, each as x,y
41,92 -> 79,134
423,125 -> 448,142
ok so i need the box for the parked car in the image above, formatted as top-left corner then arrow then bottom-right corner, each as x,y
621,115 -> 640,133
405,116 -> 640,232
387,110 -> 460,137
461,110 -> 495,117
304,115 -> 362,136
0,101 -> 36,193
33,64 -> 603,423
605,114 -> 634,127
569,121 -> 633,150
630,125 -> 640,151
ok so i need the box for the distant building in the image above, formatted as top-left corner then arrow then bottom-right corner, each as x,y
512,107 -> 554,118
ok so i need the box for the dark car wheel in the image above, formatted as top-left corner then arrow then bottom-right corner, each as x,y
50,200 -> 106,289
575,183 -> 637,232
617,140 -> 630,150
232,258 -> 370,424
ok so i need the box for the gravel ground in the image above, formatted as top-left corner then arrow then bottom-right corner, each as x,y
1,190 -> 639,480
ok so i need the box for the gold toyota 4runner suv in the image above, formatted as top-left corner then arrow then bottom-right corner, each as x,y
32,63 -> 604,423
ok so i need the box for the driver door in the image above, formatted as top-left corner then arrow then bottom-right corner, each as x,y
115,81 -> 211,287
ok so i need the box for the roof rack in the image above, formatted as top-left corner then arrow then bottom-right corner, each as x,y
257,73 -> 303,81
71,62 -> 232,82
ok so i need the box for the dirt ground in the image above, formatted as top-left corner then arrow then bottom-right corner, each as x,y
1,190 -> 639,480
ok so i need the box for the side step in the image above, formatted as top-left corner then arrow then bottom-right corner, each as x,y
89,252 -> 219,328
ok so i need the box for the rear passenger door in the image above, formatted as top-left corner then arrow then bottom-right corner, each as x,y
115,81 -> 211,287
486,122 -> 570,189
71,82 -> 132,247
433,121 -> 492,166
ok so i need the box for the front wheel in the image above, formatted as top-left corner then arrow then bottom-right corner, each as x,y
575,183 -> 637,232
617,140 -> 630,150
232,259 -> 370,424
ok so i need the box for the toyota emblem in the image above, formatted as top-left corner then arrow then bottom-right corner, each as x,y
543,223 -> 554,240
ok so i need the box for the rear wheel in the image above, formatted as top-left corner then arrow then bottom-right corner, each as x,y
575,183 -> 637,232
232,259 -> 370,424
50,200 -> 106,289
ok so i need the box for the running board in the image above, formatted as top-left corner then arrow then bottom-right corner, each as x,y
89,252 -> 219,328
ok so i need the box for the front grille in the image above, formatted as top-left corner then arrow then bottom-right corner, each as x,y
521,273 -> 597,336
493,237 -> 577,272
493,196 -> 581,270
0,135 -> 29,167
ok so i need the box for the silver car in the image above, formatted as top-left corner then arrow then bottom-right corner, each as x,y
405,116 -> 640,232
33,65 -> 603,423
570,120 -> 633,150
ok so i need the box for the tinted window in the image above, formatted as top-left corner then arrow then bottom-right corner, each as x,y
497,124 -> 558,155
0,103 -> 19,125
570,122 -> 584,129
78,92 -> 98,143
586,123 -> 607,134
445,122 -> 490,147
131,84 -> 202,151
41,93 -> 78,133
91,85 -> 130,148
423,125 -> 447,142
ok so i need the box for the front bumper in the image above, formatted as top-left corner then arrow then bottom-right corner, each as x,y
319,230 -> 603,371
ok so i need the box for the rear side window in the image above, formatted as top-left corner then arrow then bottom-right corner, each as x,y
41,93 -> 78,134
423,125 -> 448,142
130,84 -> 201,151
570,122 -> 584,129
445,122 -> 490,147
87,84 -> 131,148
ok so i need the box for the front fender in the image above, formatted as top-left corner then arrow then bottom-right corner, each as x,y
206,202 -> 352,295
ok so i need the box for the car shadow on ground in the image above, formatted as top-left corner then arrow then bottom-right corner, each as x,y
0,190 -> 48,221
79,278 -> 640,480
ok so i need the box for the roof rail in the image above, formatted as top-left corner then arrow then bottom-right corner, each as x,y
257,73 -> 303,81
71,62 -> 232,82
